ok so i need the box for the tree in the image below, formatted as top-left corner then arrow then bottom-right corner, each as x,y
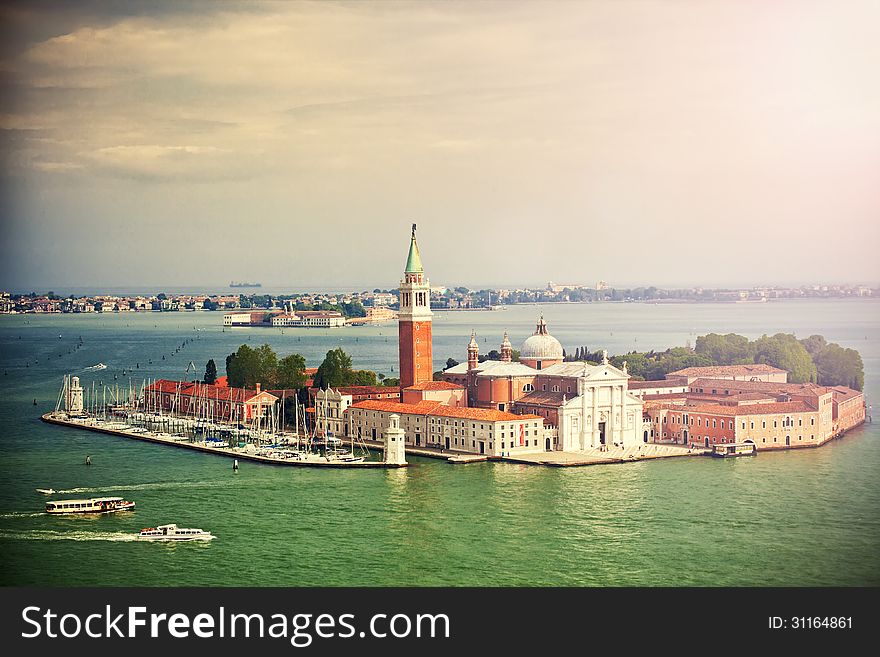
383,377 -> 400,387
203,359 -> 217,385
255,344 -> 279,387
350,370 -> 378,386
800,334 -> 828,358
695,333 -> 753,365
752,333 -> 817,383
313,348 -> 354,389
226,344 -> 261,388
276,354 -> 307,390
446,358 -> 459,369
815,343 -> 864,391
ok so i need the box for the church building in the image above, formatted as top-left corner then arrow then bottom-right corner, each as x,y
441,319 -> 645,450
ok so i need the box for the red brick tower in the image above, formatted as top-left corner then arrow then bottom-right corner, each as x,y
398,224 -> 433,393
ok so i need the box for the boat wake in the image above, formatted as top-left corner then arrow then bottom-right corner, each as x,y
47,480 -> 234,495
0,529 -> 138,542
0,511 -> 46,519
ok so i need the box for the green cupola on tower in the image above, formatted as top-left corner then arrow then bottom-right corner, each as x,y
404,223 -> 424,273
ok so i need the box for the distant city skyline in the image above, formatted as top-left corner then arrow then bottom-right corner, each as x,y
2,1 -> 879,290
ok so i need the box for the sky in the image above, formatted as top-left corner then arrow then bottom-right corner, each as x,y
1,0 -> 878,292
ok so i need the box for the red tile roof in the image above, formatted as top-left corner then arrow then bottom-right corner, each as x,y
669,364 -> 786,377
627,380 -> 688,389
349,400 -> 443,415
830,387 -> 863,402
655,401 -> 816,416
349,399 -> 541,423
430,406 -> 541,422
146,379 -> 277,403
692,379 -> 807,392
404,381 -> 464,391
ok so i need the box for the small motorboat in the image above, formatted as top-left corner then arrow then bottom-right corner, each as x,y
137,524 -> 215,541
36,488 -> 56,494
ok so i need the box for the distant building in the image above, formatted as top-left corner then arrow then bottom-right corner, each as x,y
365,306 -> 396,323
271,311 -> 345,328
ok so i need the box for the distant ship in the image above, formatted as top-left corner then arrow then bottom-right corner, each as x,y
229,281 -> 262,288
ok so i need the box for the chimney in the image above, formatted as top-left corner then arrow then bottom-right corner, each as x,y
256,382 -> 261,394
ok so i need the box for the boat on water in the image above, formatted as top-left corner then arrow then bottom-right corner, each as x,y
137,524 -> 214,541
45,496 -> 135,514
84,363 -> 108,371
324,437 -> 366,463
36,488 -> 56,494
710,442 -> 758,458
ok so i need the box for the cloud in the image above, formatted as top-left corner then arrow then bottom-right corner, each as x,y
83,144 -> 257,182
0,0 -> 879,288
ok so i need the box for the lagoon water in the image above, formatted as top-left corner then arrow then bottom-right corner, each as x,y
0,299 -> 878,586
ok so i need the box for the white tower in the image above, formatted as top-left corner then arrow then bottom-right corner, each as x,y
383,414 -> 407,466
67,375 -> 84,414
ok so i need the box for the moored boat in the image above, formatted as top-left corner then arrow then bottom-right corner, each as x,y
137,524 -> 214,541
45,496 -> 135,514
710,442 -> 757,458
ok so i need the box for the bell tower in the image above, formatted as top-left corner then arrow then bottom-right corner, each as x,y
500,332 -> 513,362
398,224 -> 433,392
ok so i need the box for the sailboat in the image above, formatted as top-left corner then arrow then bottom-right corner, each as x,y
315,388 -> 367,463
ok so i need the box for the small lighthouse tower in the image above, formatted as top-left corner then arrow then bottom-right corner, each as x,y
383,414 -> 407,466
66,375 -> 84,414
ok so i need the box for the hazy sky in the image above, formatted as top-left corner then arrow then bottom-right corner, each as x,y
1,0 -> 878,292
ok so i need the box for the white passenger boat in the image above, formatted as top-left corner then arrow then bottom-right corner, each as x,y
137,524 -> 215,541
45,496 -> 135,514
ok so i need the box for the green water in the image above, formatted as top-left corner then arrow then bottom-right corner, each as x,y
1,300 -> 878,586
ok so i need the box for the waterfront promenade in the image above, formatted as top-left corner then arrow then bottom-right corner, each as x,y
359,438 -> 707,466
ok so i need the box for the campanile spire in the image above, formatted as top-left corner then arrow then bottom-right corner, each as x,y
398,224 -> 433,392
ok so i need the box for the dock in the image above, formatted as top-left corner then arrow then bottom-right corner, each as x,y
358,439 -> 707,467
41,413 -> 406,469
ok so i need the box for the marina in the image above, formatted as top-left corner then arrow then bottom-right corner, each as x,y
42,411 -> 402,469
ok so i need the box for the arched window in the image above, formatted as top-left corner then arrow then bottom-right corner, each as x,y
522,383 -> 534,392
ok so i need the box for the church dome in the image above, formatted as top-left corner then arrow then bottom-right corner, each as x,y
520,316 -> 563,361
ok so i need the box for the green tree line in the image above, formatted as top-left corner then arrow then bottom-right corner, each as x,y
448,332 -> 863,390
603,333 -> 862,389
